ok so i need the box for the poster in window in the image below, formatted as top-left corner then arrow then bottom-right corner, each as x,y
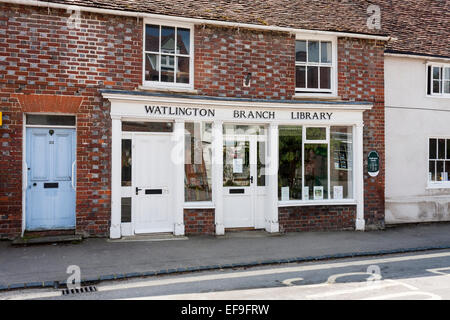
313,186 -> 323,200
233,158 -> 243,173
281,187 -> 290,201
333,186 -> 343,200
303,186 -> 309,201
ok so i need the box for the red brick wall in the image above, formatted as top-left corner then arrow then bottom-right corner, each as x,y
0,4 -> 142,239
279,205 -> 356,232
337,38 -> 385,229
194,25 -> 295,100
184,209 -> 215,235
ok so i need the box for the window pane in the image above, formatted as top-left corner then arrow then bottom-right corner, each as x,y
295,40 -> 307,62
121,139 -> 132,187
278,126 -> 302,200
308,41 -> 319,63
145,53 -> 159,81
223,139 -> 250,187
160,55 -> 175,82
306,127 -> 326,140
433,67 -> 440,80
26,115 -> 76,126
176,56 -> 190,84
433,80 -> 441,93
185,122 -> 212,201
437,161 -> 444,181
145,24 -> 159,52
122,121 -> 173,132
429,138 -> 437,159
161,26 -> 175,53
304,144 -> 328,200
446,162 -> 450,181
321,41 -> 332,63
307,66 -> 318,88
429,161 -> 436,181
444,81 -> 450,94
257,141 -> 266,186
438,139 -> 445,159
444,68 -> 450,80
320,67 -> 331,89
447,140 -> 450,159
177,28 -> 190,55
295,66 -> 306,88
121,197 -> 131,223
330,127 -> 353,199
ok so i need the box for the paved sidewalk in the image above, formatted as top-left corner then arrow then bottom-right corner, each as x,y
1,223 -> 450,290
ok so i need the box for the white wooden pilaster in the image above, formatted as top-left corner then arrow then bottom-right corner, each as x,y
265,123 -> 279,233
212,120 -> 224,235
355,122 -> 365,231
110,115 -> 122,239
173,120 -> 185,235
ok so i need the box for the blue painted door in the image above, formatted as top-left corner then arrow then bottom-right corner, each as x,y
26,128 -> 76,230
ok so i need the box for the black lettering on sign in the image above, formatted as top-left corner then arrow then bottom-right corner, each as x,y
144,105 -> 215,117
291,112 -> 333,120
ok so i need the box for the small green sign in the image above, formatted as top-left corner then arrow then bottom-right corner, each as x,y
368,151 -> 380,177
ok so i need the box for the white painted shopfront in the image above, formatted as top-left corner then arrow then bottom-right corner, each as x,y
103,91 -> 371,238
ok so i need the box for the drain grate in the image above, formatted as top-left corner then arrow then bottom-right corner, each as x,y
61,286 -> 97,295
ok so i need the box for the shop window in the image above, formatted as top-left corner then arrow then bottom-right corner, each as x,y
427,64 -> 450,96
278,126 -> 303,200
429,138 -> 450,186
185,122 -> 213,202
295,39 -> 335,95
121,197 -> 131,223
330,127 -> 353,199
122,121 -> 173,132
144,23 -> 193,88
278,126 -> 354,202
26,114 -> 76,126
121,139 -> 132,186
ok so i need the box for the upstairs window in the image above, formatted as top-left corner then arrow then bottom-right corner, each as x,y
143,23 -> 193,88
427,64 -> 450,97
295,38 -> 336,95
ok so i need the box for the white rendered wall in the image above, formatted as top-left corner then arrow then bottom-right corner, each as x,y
385,56 -> 450,224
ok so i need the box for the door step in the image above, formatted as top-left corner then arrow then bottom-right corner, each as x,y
109,233 -> 188,242
223,229 -> 280,238
12,234 -> 83,246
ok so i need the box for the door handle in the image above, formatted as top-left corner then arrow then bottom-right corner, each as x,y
250,176 -> 254,184
136,187 -> 142,195
71,160 -> 76,190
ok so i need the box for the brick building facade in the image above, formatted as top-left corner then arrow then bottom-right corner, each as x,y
0,1 -> 387,239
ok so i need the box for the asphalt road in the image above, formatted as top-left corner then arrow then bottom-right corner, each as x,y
1,249 -> 450,301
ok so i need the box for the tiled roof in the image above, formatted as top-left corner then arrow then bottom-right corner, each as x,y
378,0 -> 449,58
8,0 -> 450,58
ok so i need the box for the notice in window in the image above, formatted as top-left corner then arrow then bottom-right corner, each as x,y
233,158 -> 243,174
281,187 -> 290,201
333,186 -> 343,200
303,187 -> 309,201
313,186 -> 324,200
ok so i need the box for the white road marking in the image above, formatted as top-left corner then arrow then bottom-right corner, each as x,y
362,291 -> 441,300
2,250 -> 450,300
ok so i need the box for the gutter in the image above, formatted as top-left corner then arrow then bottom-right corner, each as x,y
1,0 -> 394,42
385,52 -> 450,63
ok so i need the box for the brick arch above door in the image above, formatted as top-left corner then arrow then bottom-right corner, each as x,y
12,94 -> 83,113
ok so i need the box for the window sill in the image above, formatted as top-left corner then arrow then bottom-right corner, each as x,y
426,183 -> 450,189
278,200 -> 357,207
139,85 -> 198,95
294,93 -> 341,100
184,202 -> 215,209
426,94 -> 450,99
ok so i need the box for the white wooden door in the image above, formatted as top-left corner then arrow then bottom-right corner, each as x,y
133,133 -> 173,234
223,134 -> 258,228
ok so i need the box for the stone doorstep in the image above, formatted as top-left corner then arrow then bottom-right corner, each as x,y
11,234 -> 83,246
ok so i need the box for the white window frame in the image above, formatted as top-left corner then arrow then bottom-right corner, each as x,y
278,124 -> 356,206
427,136 -> 450,189
427,63 -> 450,98
294,34 -> 338,97
142,19 -> 194,90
